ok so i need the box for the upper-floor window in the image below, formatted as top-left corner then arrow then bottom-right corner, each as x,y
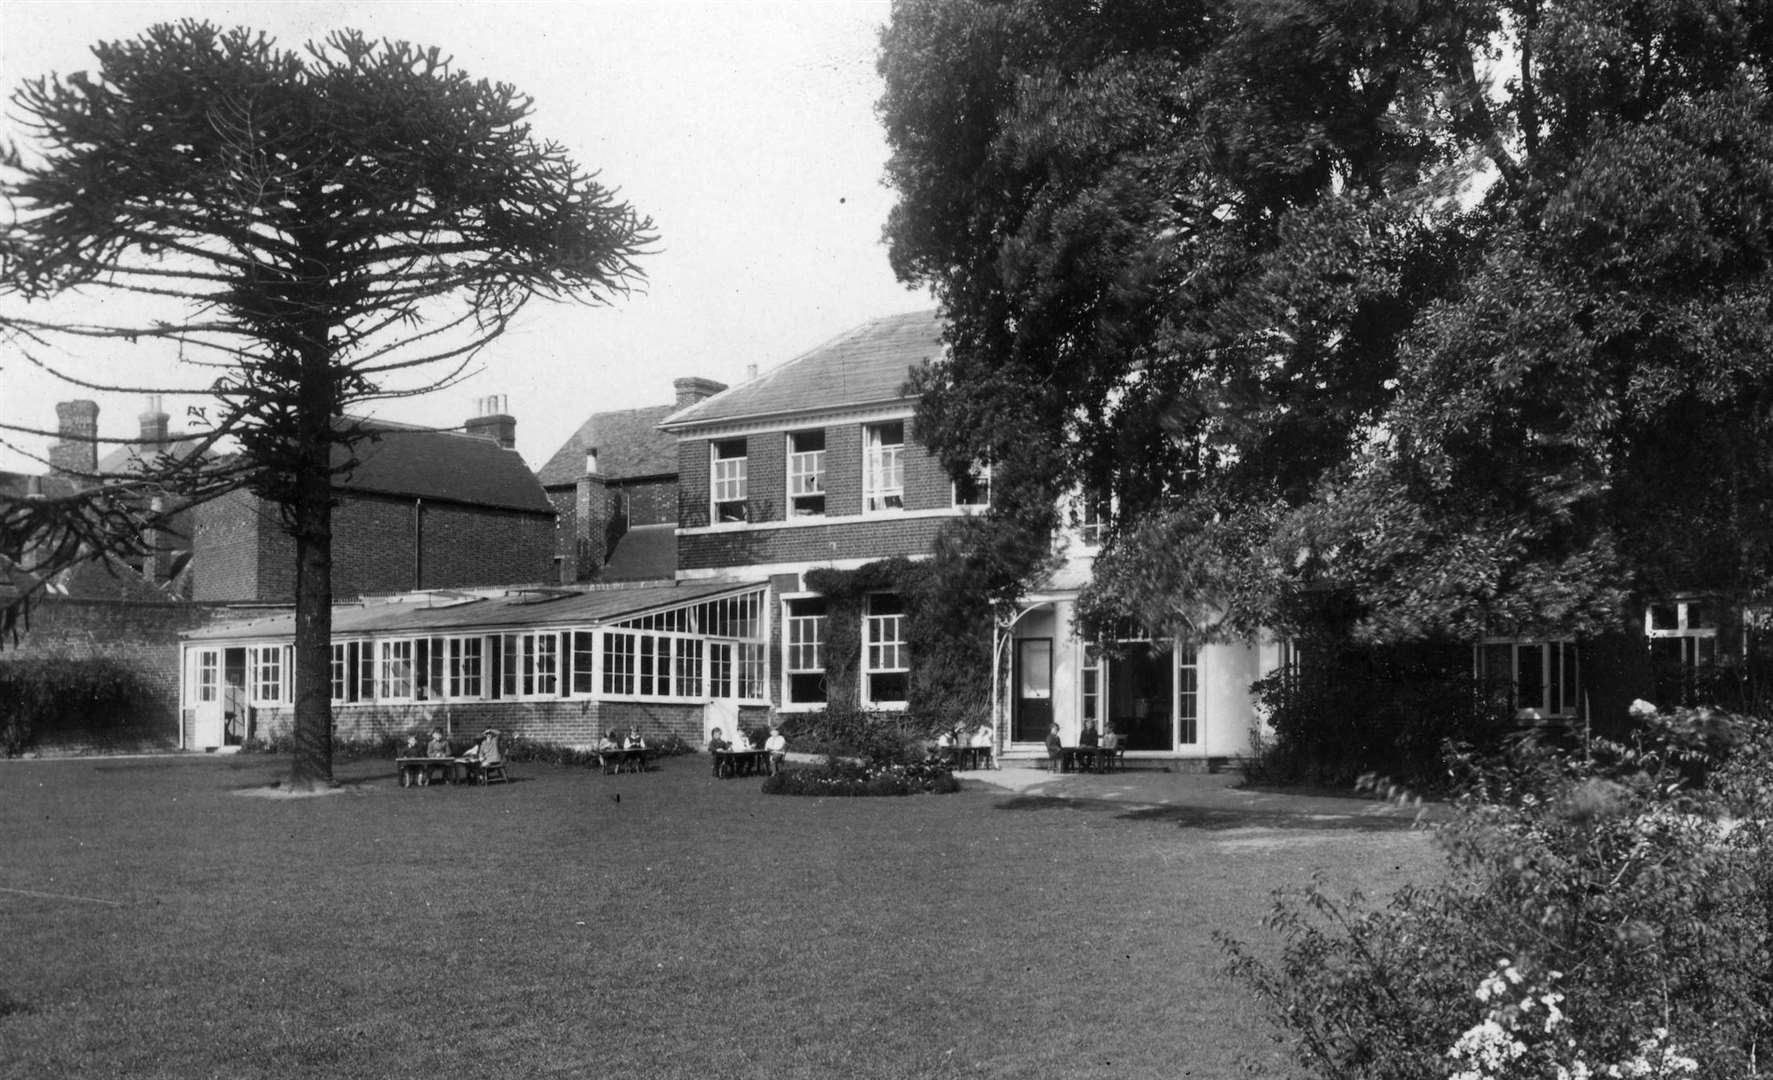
1077,494 -> 1109,546
953,461 -> 991,509
865,421 -> 905,513
711,439 -> 747,523
787,429 -> 826,516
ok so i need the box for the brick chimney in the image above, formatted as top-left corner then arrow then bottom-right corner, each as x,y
49,400 -> 99,482
574,447 -> 612,582
464,394 -> 516,449
674,377 -> 727,410
138,394 -> 170,461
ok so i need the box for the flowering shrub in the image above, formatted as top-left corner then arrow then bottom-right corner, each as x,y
1221,704 -> 1773,1079
761,755 -> 960,797
1444,961 -> 1698,1080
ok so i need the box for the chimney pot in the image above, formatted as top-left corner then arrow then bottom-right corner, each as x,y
464,396 -> 516,449
585,448 -> 599,475
139,394 -> 171,457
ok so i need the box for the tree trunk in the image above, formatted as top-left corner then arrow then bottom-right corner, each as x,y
287,324 -> 337,790
288,459 -> 334,790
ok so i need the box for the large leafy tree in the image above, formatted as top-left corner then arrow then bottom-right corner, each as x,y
0,22 -> 650,788
880,0 -> 1773,669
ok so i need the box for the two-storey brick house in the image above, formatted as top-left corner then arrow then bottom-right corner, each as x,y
659,309 -> 1280,764
660,310 -> 985,717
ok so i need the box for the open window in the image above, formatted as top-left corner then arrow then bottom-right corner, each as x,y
787,429 -> 826,516
711,438 -> 748,523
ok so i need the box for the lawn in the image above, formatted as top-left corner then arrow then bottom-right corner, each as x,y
0,754 -> 1439,1079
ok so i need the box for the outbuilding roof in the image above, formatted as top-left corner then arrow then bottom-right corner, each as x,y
660,310 -> 944,430
535,404 -> 679,487
336,420 -> 553,514
182,578 -> 762,641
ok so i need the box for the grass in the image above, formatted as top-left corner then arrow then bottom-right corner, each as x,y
0,754 -> 1440,1079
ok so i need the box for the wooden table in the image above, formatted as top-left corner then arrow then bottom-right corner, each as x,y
713,748 -> 772,777
1057,746 -> 1116,773
396,756 -> 466,786
599,746 -> 652,774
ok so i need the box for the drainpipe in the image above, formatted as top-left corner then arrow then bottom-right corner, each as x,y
413,498 -> 423,589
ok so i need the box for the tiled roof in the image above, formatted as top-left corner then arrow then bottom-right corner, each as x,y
536,404 -> 679,487
97,435 -> 207,477
596,523 -> 677,582
0,471 -> 82,500
661,310 -> 945,429
337,420 -> 553,514
182,578 -> 761,641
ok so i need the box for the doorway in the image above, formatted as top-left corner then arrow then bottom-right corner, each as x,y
1012,638 -> 1053,743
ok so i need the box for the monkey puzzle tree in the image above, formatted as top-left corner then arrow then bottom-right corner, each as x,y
0,21 -> 650,788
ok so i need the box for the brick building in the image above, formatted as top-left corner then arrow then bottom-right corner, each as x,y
534,376 -> 725,584
168,311 -> 1274,761
192,401 -> 556,602
659,309 -> 1280,763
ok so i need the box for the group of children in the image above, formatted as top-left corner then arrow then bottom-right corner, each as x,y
706,724 -> 786,776
595,727 -> 649,752
397,727 -> 500,787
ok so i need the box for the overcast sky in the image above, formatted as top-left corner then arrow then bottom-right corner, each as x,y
0,0 -> 931,473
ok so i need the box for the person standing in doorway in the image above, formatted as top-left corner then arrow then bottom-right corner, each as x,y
222,673 -> 249,746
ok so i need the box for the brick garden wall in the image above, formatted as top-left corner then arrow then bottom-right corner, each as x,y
9,598 -> 242,748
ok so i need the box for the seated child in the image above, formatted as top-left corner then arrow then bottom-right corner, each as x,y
424,728 -> 453,785
399,734 -> 423,787
624,726 -> 646,750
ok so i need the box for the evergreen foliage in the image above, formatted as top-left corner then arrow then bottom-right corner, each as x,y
0,22 -> 650,788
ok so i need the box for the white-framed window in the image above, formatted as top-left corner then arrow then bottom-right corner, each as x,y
330,640 -> 361,704
738,642 -> 766,700
787,429 -> 826,516
378,639 -> 415,701
863,592 -> 909,707
571,631 -> 595,695
1176,644 -> 1199,745
1077,494 -> 1109,546
953,461 -> 991,509
711,438 -> 748,523
249,645 -> 288,705
1478,639 -> 1580,718
196,649 -> 220,703
864,421 -> 905,513
500,631 -> 561,698
1081,647 -> 1101,726
784,596 -> 827,706
603,630 -> 637,696
1646,599 -> 1718,707
674,639 -> 704,698
447,636 -> 484,700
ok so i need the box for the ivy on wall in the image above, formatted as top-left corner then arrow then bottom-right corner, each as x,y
804,512 -> 1056,733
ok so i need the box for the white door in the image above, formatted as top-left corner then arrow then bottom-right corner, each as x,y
703,698 -> 739,747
